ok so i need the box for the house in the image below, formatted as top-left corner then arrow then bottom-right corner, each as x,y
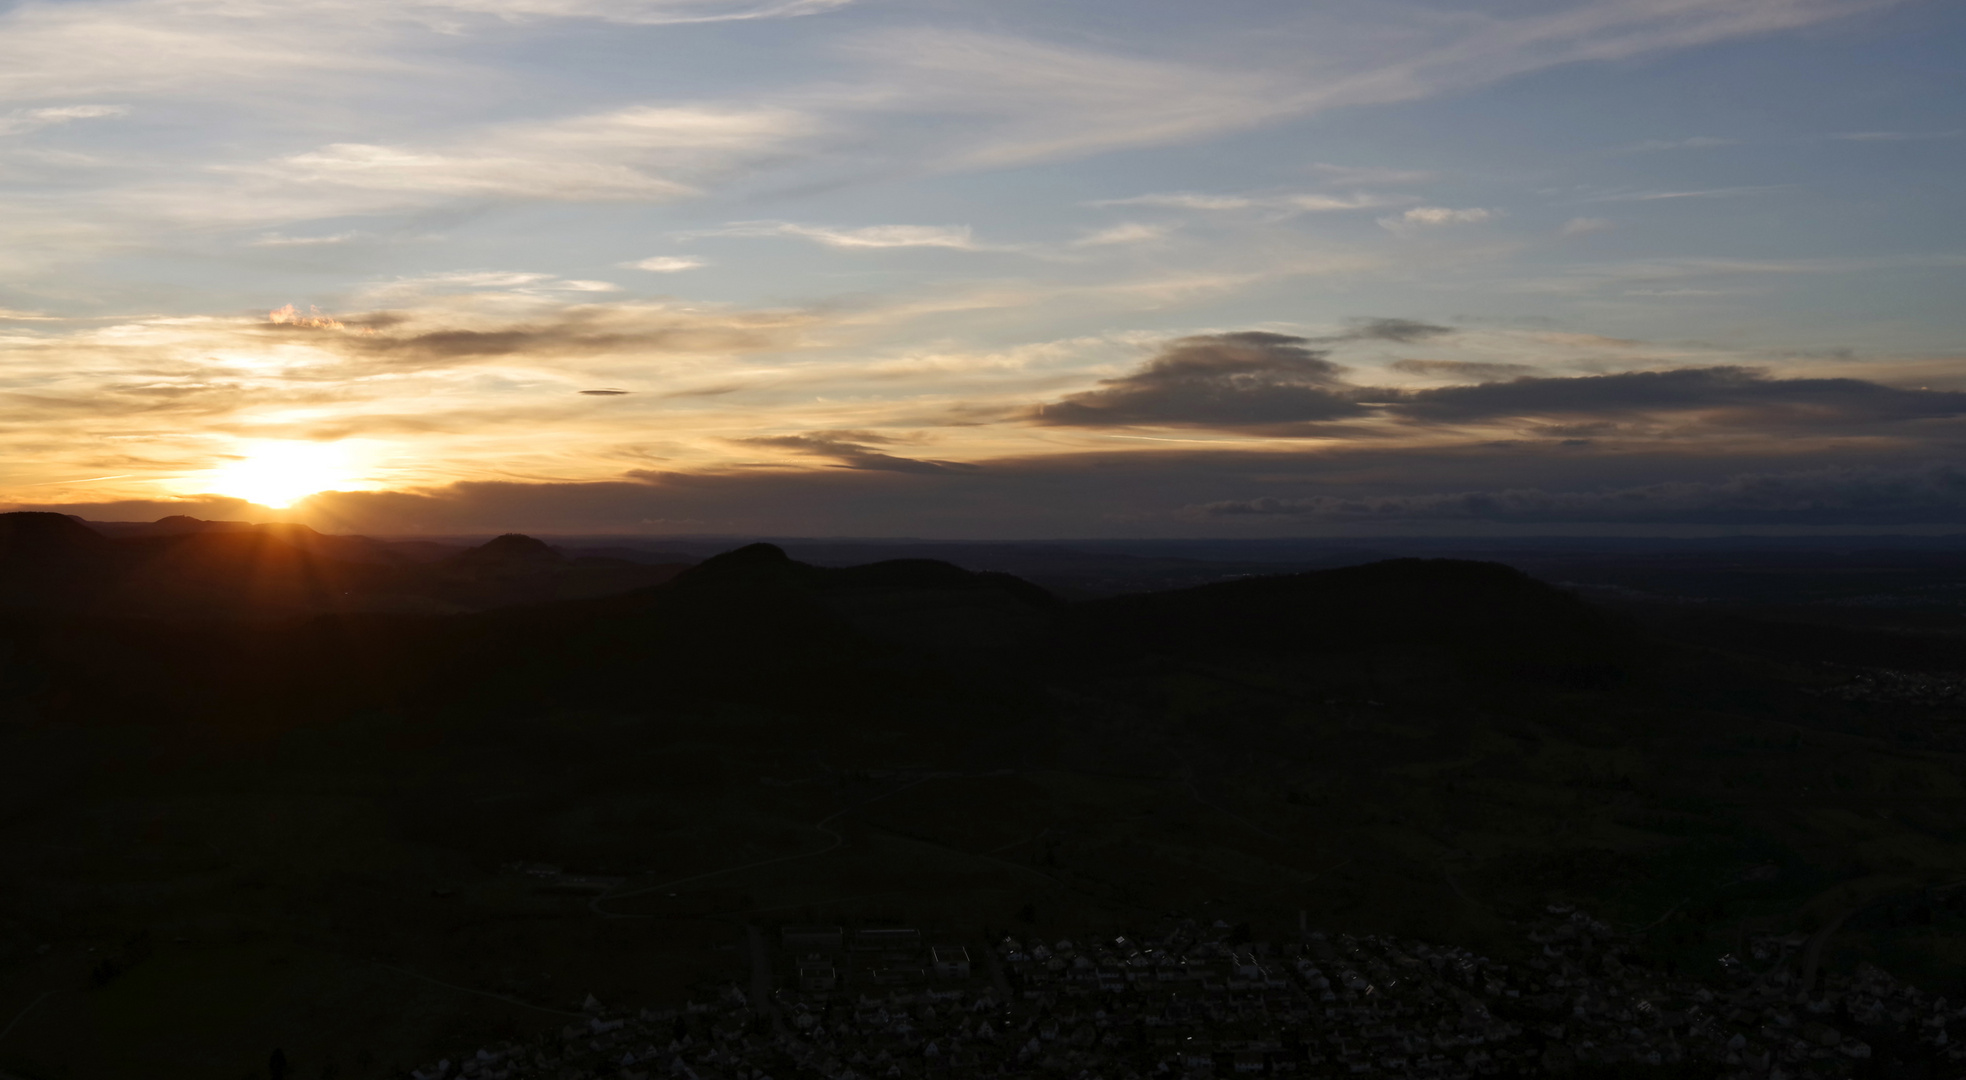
854,928 -> 922,953
783,925 -> 844,952
797,958 -> 837,992
931,946 -> 970,979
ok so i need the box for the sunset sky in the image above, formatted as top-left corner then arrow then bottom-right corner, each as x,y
3,0 -> 1963,537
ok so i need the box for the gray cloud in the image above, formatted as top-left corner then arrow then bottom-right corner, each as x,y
1390,358 -> 1540,381
1394,366 -> 1966,427
1029,331 -> 1966,437
346,322 -> 770,362
737,431 -> 979,474
1190,465 -> 1966,526
1336,317 -> 1455,343
255,306 -> 806,368
1028,331 -> 1362,430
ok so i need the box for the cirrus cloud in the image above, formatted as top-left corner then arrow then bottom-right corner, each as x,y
695,221 -> 986,250
625,256 -> 707,272
1379,206 -> 1496,233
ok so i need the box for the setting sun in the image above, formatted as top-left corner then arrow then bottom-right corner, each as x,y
206,441 -> 355,508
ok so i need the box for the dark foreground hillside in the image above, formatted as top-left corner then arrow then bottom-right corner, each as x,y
0,516 -> 1962,1078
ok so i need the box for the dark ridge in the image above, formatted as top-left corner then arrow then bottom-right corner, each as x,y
560,545 -> 701,567
1070,556 -> 1633,684
831,556 -> 1001,589
87,515 -> 258,538
826,559 -> 1063,612
488,532 -> 557,555
0,539 -> 1621,729
670,541 -> 802,588
0,513 -> 114,608
0,511 -> 109,554
669,546 -> 1062,618
443,533 -> 569,578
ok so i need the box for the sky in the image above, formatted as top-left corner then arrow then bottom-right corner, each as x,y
2,0 -> 1963,538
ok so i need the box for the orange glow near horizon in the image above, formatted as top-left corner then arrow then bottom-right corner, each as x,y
203,441 -> 358,509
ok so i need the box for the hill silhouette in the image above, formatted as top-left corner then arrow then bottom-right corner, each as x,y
0,512 -> 693,617
1070,556 -> 1632,687
0,536 -> 1634,735
445,532 -> 568,576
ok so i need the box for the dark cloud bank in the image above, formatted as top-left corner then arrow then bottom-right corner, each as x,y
267,308 -> 796,365
1029,332 -> 1361,432
1029,330 -> 1966,435
737,431 -> 979,475
1192,465 -> 1966,527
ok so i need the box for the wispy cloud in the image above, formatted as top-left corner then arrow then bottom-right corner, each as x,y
1379,206 -> 1496,233
1579,185 -> 1789,203
1091,193 -> 1260,211
0,2 -> 395,103
31,101 -> 822,238
736,430 -> 977,473
843,3 -> 1898,173
1072,223 -> 1172,248
1498,252 -> 1966,295
414,0 -> 855,25
1091,191 -> 1412,214
701,221 -> 985,250
251,231 -> 359,247
1561,217 -> 1614,236
624,256 -> 707,272
1611,135 -> 1736,153
0,0 -> 1904,271
843,28 -> 1305,171
0,0 -> 833,142
0,104 -> 128,136
256,105 -> 802,205
1391,358 -> 1542,382
357,270 -> 625,300
1308,163 -> 1435,186
1829,129 -> 1960,141
368,270 -> 556,292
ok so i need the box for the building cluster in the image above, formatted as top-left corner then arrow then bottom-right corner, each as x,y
1809,667 -> 1966,709
409,908 -> 1962,1080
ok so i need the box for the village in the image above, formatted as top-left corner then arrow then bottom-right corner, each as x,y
408,907 -> 1960,1080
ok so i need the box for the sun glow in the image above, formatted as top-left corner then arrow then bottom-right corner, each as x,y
205,441 -> 357,508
